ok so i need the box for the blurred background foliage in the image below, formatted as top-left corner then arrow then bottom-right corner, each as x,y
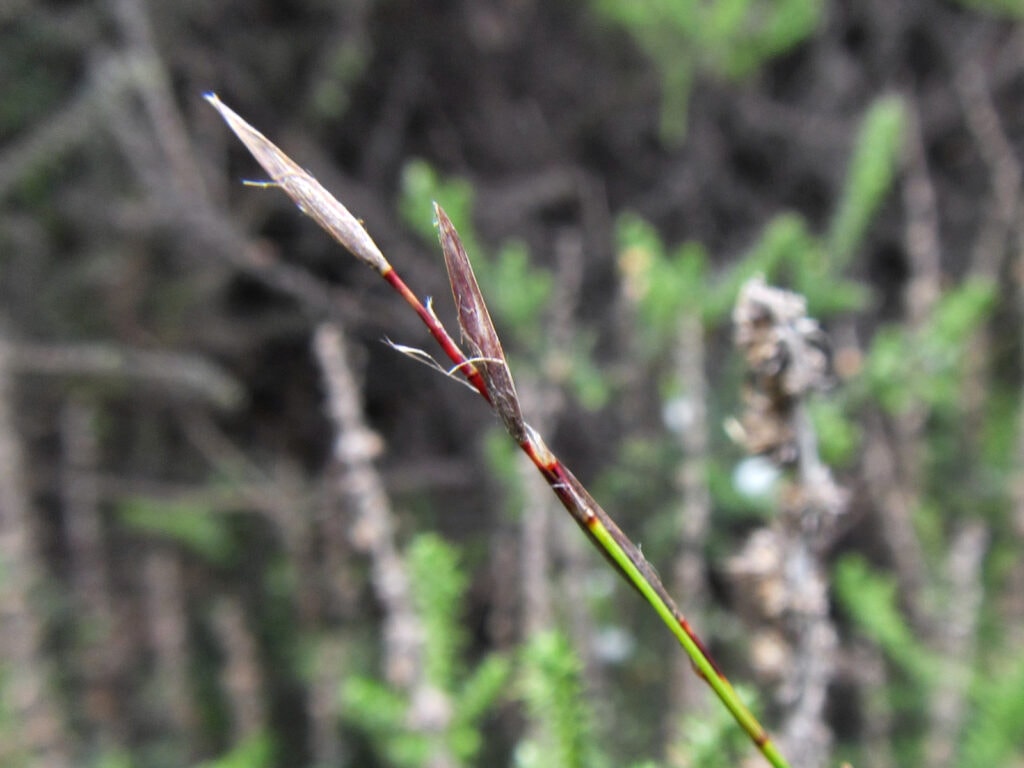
1,1 -> 1024,767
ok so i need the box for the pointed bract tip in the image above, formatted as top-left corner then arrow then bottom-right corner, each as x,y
433,201 -> 452,230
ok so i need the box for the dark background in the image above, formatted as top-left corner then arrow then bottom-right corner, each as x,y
1,1 -> 1023,767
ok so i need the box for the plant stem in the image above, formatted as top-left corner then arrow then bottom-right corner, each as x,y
206,93 -> 790,768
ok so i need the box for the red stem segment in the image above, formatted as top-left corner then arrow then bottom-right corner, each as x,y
381,267 -> 491,402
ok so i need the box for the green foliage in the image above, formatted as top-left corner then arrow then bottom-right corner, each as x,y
400,159 -> 609,409
833,556 -> 936,683
400,159 -> 478,253
591,0 -> 823,142
615,181 -> 875,344
726,213 -> 808,301
957,655 -> 1024,767
827,96 -> 906,267
192,734 -> 273,768
0,664 -> 29,768
341,677 -> 421,766
91,750 -> 133,768
862,278 -> 997,414
979,389 -> 1019,478
709,459 -> 778,522
951,0 -> 1024,18
483,425 -> 528,520
667,684 -> 762,768
0,21 -> 74,139
605,99 -> 911,763
616,96 -> 893,348
561,330 -> 613,411
492,240 -> 553,332
726,211 -> 867,315
341,534 -> 511,768
118,499 -> 235,564
594,436 -> 674,517
615,212 -> 711,348
408,533 -> 470,688
611,122 -> 888,526
808,398 -> 861,467
451,653 -> 513,739
515,631 -> 602,768
309,43 -> 370,121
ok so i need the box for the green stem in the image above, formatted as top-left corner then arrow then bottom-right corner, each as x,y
585,512 -> 789,768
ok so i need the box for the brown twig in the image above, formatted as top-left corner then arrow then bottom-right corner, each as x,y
859,102 -> 942,641
955,62 -> 1022,283
59,399 -> 123,746
0,52 -> 138,203
10,341 -> 244,410
313,323 -> 422,687
142,548 -> 196,760
211,597 -> 266,743
111,0 -> 211,200
923,522 -> 988,767
729,277 -> 845,768
314,322 -> 459,768
0,332 -> 72,767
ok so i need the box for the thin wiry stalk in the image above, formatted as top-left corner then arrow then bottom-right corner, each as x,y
206,93 -> 790,768
0,333 -> 72,767
60,399 -> 122,744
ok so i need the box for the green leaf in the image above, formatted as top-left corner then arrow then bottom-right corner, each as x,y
564,333 -> 612,410
455,653 -> 512,726
399,159 -> 478,252
341,676 -> 406,733
827,96 -> 905,265
591,0 -> 823,143
708,212 -> 811,320
614,212 -> 712,345
958,655 -> 1024,767
668,684 -> 761,768
833,556 -> 936,683
91,750 -> 133,768
118,499 -> 234,564
408,533 -> 468,689
516,631 -> 599,768
192,734 -> 273,768
951,0 -> 1024,18
489,240 -> 553,335
929,277 -> 996,344
809,398 -> 861,467
862,279 -> 996,414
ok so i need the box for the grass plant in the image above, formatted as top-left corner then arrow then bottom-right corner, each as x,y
205,93 -> 790,768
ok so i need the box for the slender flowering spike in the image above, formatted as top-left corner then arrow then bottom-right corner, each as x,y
435,203 -> 527,443
204,93 -> 390,275
205,96 -> 491,401
211,100 -> 791,768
